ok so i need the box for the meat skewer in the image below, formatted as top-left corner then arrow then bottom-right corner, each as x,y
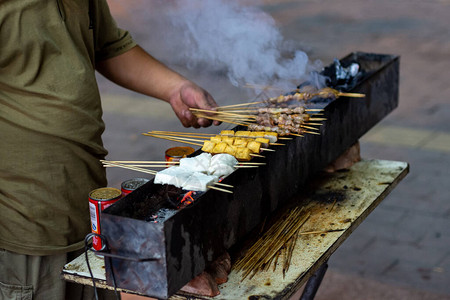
216,87 -> 365,110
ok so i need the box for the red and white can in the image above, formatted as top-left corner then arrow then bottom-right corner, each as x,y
121,178 -> 150,197
88,187 -> 122,250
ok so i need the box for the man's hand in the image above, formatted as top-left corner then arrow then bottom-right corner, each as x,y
169,81 -> 221,128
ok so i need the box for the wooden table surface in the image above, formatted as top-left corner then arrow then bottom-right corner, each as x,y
63,159 -> 409,299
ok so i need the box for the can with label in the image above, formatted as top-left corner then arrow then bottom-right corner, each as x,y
88,187 -> 122,251
165,146 -> 195,163
121,177 -> 150,197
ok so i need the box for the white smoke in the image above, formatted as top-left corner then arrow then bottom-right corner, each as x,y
113,0 -> 323,94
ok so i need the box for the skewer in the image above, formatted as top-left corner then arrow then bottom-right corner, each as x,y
303,131 -> 321,135
101,161 -> 157,175
338,92 -> 365,98
189,108 -> 254,118
105,164 -> 167,168
109,160 -> 264,166
301,125 -> 320,131
142,133 -> 203,146
106,164 -> 259,169
149,131 -> 284,146
149,133 -> 276,153
150,131 -> 214,136
216,101 -> 262,109
208,186 -> 233,194
193,113 -> 252,126
107,160 -> 179,164
146,134 -> 204,143
298,229 -> 344,235
213,182 -> 234,188
144,133 -> 266,159
216,108 -> 324,113
103,161 -> 233,194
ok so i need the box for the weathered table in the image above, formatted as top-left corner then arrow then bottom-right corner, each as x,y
62,159 -> 409,299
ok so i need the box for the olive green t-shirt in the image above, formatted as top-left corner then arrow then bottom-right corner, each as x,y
0,0 -> 137,255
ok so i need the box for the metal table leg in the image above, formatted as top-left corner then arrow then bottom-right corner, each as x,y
299,260 -> 329,300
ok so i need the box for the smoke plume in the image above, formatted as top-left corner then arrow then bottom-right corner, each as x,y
112,0 -> 323,94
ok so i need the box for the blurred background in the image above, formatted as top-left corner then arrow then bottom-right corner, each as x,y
99,1 -> 450,298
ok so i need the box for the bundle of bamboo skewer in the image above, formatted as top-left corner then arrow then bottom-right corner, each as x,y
233,205 -> 346,280
233,206 -> 311,280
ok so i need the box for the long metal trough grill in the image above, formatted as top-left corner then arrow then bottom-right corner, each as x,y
101,52 -> 400,299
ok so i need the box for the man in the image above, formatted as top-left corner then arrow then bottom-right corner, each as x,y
0,1 -> 218,299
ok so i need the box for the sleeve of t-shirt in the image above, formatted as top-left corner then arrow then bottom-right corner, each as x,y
94,0 -> 137,61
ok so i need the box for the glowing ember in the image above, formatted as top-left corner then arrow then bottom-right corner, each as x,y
179,191 -> 195,207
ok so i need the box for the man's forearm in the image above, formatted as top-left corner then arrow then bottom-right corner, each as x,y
95,45 -> 219,128
96,45 -> 188,102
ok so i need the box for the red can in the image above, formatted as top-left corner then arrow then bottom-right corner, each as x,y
121,178 -> 149,197
88,187 -> 122,251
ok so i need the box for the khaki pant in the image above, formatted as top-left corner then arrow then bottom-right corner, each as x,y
0,248 -> 118,300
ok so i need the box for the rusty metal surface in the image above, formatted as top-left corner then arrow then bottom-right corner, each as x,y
62,159 -> 408,299
101,52 -> 400,298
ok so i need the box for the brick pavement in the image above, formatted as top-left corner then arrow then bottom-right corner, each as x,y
100,0 -> 450,298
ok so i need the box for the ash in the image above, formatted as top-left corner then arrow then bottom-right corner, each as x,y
146,208 -> 177,223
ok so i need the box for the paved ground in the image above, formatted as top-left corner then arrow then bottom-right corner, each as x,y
100,1 -> 450,298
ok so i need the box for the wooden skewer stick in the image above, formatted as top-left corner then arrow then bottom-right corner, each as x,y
103,162 -> 233,194
189,108 -> 254,118
338,92 -> 365,98
300,125 -> 319,131
304,131 -> 321,135
234,165 -> 260,168
144,133 -> 266,158
108,160 -> 179,164
216,101 -> 263,109
208,186 -> 233,194
142,133 -> 203,146
148,133 -> 275,153
298,229 -> 344,235
146,134 -> 204,143
105,164 -> 167,168
148,131 -> 285,146
106,164 -> 259,169
109,160 -> 263,166
193,113 -> 252,126
289,133 -> 304,137
213,182 -> 234,188
150,130 -> 214,136
101,161 -> 157,175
